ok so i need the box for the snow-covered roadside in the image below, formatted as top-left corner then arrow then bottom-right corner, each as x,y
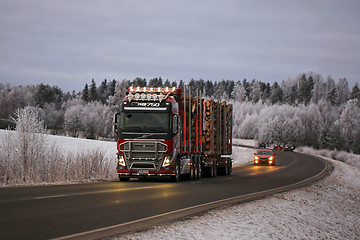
118,156 -> 360,239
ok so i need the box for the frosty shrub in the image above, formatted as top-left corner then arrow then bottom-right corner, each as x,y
297,146 -> 360,169
0,106 -> 114,185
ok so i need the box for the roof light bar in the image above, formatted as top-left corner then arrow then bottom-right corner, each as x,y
127,86 -> 177,102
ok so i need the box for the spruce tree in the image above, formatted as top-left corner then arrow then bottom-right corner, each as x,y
89,79 -> 98,102
82,84 -> 89,102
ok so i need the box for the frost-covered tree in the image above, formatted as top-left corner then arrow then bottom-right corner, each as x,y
108,80 -> 130,109
335,78 -> 349,106
249,81 -> 262,103
232,82 -> 247,103
10,106 -> 48,183
350,83 -> 360,102
64,104 -> 84,137
336,99 -> 360,150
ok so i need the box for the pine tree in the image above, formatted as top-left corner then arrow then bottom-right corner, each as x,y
269,82 -> 283,104
82,84 -> 89,102
350,83 -> 360,101
89,79 -> 98,102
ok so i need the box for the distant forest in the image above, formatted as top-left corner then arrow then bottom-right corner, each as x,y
1,72 -> 359,153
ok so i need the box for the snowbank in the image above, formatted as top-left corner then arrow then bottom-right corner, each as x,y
298,146 -> 360,169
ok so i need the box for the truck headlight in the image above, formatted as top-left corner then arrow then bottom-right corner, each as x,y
162,156 -> 171,167
118,155 -> 126,167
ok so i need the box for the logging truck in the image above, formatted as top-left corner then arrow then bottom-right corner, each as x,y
113,86 -> 232,181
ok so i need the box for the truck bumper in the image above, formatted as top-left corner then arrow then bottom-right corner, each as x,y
117,169 -> 176,177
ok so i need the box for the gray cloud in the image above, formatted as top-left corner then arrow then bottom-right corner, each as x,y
1,0 -> 359,91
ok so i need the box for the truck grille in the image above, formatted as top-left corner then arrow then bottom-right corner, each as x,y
120,141 -> 167,170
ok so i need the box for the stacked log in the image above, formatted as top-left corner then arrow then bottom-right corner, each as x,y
181,86 -> 232,155
182,94 -> 202,153
203,99 -> 232,155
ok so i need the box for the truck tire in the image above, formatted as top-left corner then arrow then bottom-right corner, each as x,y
212,160 -> 217,177
172,163 -> 180,182
197,162 -> 201,179
193,159 -> 198,180
195,157 -> 201,180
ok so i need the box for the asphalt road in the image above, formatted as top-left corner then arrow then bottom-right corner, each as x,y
0,149 -> 329,240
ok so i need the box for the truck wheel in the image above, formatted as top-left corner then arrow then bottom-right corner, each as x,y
193,160 -> 198,180
212,161 -> 217,177
189,162 -> 194,180
195,161 -> 200,180
118,175 -> 130,182
172,163 -> 180,182
227,158 -> 232,175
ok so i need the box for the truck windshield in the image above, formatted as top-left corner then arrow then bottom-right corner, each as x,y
119,112 -> 171,132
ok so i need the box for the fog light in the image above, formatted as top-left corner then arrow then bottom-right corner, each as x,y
162,156 -> 171,167
118,155 -> 126,167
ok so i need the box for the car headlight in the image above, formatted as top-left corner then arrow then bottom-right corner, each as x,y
162,156 -> 171,167
118,155 -> 126,167
255,156 -> 259,160
269,156 -> 274,161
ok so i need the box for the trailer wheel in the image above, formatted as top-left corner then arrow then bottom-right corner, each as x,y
212,160 -> 217,177
196,156 -> 201,180
118,175 -> 130,182
193,158 -> 198,180
189,162 -> 194,180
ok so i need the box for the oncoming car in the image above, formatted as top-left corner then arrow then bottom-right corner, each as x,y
254,149 -> 276,166
284,144 -> 295,152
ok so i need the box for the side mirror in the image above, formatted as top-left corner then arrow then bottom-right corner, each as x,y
113,113 -> 119,133
254,153 -> 257,155
273,153 -> 276,156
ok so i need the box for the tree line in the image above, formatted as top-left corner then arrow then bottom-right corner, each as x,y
0,72 -> 359,153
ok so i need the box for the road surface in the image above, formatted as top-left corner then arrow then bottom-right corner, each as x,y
0,150 -> 330,239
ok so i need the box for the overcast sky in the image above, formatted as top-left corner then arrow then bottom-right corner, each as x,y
1,0 -> 359,92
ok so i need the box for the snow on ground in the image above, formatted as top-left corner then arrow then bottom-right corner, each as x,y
0,130 -> 116,157
43,133 -> 116,158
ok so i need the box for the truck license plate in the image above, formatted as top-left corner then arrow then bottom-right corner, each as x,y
138,169 -> 149,174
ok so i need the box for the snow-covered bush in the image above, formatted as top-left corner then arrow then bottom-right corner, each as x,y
297,146 -> 360,169
0,106 -> 114,185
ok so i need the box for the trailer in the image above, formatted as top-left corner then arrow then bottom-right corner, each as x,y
113,86 -> 232,181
